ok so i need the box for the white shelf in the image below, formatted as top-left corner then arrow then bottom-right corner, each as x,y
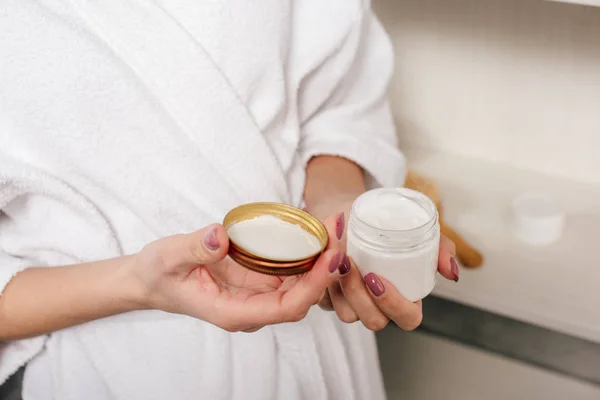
406,148 -> 600,343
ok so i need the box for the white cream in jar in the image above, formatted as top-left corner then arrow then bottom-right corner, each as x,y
347,188 -> 440,302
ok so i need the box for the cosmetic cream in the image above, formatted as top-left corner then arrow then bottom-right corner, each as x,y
227,215 -> 321,261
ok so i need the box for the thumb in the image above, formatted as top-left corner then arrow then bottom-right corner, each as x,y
187,224 -> 230,264
162,224 -> 230,267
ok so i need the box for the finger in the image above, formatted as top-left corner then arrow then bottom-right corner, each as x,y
438,235 -> 459,282
316,213 -> 344,311
318,288 -> 335,311
322,212 -> 345,249
159,224 -> 230,267
279,249 -> 343,317
339,257 -> 388,331
328,281 -> 358,323
237,249 -> 344,327
364,272 -> 423,331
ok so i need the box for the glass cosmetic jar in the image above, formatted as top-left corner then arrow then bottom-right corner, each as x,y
347,188 -> 440,302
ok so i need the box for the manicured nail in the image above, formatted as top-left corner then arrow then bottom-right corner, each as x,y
336,213 -> 345,240
450,257 -> 459,282
329,252 -> 344,273
338,255 -> 351,275
365,273 -> 385,296
204,228 -> 220,251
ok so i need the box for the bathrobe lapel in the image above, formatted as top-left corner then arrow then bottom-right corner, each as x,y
68,0 -> 290,204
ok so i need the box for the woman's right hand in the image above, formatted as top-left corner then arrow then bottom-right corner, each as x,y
131,223 -> 343,332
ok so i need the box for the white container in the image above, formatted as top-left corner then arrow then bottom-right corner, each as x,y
510,192 -> 566,246
347,188 -> 440,302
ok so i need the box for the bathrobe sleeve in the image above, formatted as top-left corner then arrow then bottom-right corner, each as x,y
0,154 -> 123,382
0,194 -> 44,386
0,170 -> 32,296
0,251 -> 30,296
0,157 -> 121,297
297,6 -> 406,188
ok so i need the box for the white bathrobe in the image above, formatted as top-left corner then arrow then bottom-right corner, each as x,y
0,1 -> 406,399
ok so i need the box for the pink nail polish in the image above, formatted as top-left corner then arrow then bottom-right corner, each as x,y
450,257 -> 459,282
204,228 -> 220,251
336,213 -> 345,240
338,255 -> 351,275
329,252 -> 344,273
365,273 -> 385,296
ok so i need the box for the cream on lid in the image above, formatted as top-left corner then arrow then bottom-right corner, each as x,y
227,215 -> 322,260
357,196 -> 430,231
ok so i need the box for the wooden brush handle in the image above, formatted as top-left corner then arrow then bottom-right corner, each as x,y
405,169 -> 484,268
440,219 -> 483,268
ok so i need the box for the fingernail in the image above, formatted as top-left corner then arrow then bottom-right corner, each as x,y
336,213 -> 345,240
338,254 -> 351,275
365,273 -> 385,297
329,252 -> 344,273
204,228 -> 220,251
450,257 -> 459,282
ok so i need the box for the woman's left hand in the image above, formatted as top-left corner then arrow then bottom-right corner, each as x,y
309,198 -> 460,332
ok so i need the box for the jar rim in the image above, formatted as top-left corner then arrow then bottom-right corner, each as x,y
349,188 -> 439,251
222,202 -> 328,273
352,188 -> 437,230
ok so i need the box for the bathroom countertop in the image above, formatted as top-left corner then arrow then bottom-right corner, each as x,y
406,148 -> 600,344
396,295 -> 600,386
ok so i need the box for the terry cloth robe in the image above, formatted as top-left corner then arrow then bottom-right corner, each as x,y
0,0 -> 406,399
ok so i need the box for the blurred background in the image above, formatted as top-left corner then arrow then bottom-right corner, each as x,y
372,0 -> 600,399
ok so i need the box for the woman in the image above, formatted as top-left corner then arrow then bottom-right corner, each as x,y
0,1 -> 458,399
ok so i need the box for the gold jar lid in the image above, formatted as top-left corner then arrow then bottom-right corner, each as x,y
223,202 -> 328,276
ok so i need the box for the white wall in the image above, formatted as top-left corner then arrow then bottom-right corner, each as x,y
374,0 -> 600,184
373,4 -> 600,397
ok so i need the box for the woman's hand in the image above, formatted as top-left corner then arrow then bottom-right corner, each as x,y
131,224 -> 343,332
0,222 -> 343,341
309,198 -> 459,332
